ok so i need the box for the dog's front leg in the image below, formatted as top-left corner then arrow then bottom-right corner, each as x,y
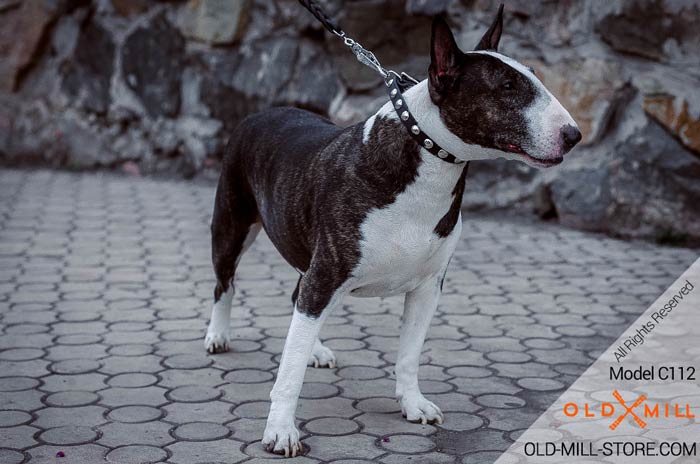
396,274 -> 444,425
262,277 -> 343,457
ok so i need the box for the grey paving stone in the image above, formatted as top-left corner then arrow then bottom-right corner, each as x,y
485,351 -> 532,363
419,380 -> 454,394
232,401 -> 270,420
355,397 -> 402,414
296,397 -> 358,420
337,366 -> 387,380
54,334 -> 103,345
100,386 -> 169,407
107,341 -> 158,354
382,453 -> 456,464
475,394 -> 526,409
357,412 -> 437,437
108,405 -> 164,423
0,449 -> 24,464
108,373 -> 159,388
1,359 -> 51,377
522,338 -> 566,350
335,378 -> 396,399
168,439 -> 248,464
0,410 -> 32,427
516,377 -> 566,392
164,353 -> 214,369
0,334 -> 54,350
303,417 -> 360,436
0,425 -> 38,449
379,434 -> 436,453
106,444 -> 168,464
36,404 -> 103,428
172,421 -> 231,441
44,391 -> 99,407
98,421 -> 173,447
0,348 -> 45,361
322,338 -> 366,351
169,385 -> 223,402
491,362 -> 557,379
0,169 -> 695,464
159,367 -> 225,388
27,443 -> 109,464
480,408 -> 544,432
445,366 -> 492,378
99,354 -> 163,374
0,389 -> 44,411
48,358 -> 101,374
164,400 -> 234,424
40,373 -> 108,392
103,330 -> 158,344
438,413 -> 484,432
461,451 -> 504,464
39,425 -> 98,445
224,369 -> 275,384
305,433 -> 384,461
300,382 -> 341,399
0,376 -> 39,391
435,429 -> 512,455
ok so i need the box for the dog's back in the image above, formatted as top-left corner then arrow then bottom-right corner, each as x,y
227,107 -> 344,172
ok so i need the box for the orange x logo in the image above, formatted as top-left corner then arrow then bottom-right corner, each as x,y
609,390 -> 647,430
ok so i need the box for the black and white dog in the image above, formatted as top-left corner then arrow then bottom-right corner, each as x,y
205,7 -> 581,457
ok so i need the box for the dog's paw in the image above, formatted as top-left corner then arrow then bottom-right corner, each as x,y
400,393 -> 444,425
262,421 -> 302,457
307,340 -> 336,368
204,331 -> 230,354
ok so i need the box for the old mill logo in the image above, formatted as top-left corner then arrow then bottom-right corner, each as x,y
563,390 -> 695,430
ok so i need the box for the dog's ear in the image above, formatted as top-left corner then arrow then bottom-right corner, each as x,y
429,15 -> 462,105
475,4 -> 504,51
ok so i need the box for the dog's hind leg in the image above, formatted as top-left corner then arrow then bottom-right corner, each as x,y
205,173 -> 261,354
293,275 -> 337,368
395,274 -> 444,425
307,337 -> 336,368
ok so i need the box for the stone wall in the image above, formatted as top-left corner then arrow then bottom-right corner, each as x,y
1,0 -> 699,243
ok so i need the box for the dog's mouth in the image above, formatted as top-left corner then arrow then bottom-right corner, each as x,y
498,142 -> 563,167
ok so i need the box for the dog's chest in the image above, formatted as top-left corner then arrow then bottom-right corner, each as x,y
350,164 -> 462,297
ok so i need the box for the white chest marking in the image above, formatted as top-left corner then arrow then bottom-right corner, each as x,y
351,155 -> 463,297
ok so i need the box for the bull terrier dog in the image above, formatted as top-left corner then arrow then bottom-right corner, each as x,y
205,6 -> 581,457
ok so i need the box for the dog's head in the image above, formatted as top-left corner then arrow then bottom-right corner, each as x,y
428,6 -> 581,167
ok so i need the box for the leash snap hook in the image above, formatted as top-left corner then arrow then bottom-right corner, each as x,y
353,47 -> 387,78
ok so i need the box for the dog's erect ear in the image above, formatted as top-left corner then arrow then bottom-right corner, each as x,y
429,15 -> 462,104
475,4 -> 504,51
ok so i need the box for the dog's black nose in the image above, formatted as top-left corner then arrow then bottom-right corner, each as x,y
561,125 -> 582,153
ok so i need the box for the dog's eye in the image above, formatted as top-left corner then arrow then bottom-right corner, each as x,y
502,81 -> 514,90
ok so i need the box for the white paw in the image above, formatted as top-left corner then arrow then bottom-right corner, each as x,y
204,331 -> 230,354
400,393 -> 444,425
307,339 -> 336,368
262,420 -> 302,457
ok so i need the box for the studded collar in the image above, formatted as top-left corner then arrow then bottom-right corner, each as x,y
386,77 -> 465,165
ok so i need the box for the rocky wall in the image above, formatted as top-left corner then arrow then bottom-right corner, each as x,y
0,0 -> 699,243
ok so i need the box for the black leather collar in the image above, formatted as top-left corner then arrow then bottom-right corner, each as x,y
386,77 -> 465,165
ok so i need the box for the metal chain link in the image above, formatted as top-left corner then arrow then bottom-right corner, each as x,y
333,30 -> 390,79
299,0 -> 419,87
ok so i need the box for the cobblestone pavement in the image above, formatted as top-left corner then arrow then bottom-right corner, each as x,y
0,168 -> 696,464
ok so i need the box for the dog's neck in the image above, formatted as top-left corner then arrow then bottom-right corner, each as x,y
361,79 -> 472,205
370,79 -> 496,164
